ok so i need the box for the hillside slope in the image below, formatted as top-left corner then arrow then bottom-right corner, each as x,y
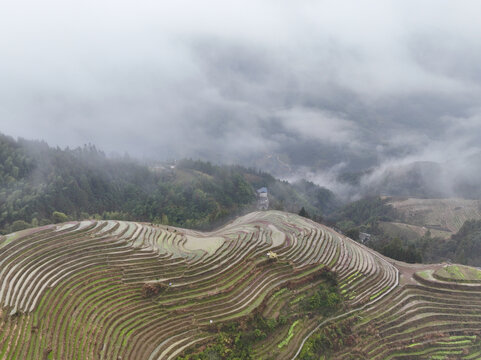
382,197 -> 481,240
0,133 -> 338,234
0,211 -> 480,359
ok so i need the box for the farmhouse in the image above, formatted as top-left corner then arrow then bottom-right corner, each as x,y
359,232 -> 371,243
256,187 -> 269,210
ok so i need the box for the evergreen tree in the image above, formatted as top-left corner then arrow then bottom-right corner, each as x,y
299,207 -> 310,218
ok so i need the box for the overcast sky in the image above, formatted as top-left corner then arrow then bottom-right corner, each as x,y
2,1 -> 481,184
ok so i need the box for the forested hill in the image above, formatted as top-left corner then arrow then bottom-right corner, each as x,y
0,133 -> 338,234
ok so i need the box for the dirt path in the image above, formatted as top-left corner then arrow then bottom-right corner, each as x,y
393,261 -> 445,285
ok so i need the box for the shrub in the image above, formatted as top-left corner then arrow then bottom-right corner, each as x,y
52,211 -> 69,223
141,282 -> 168,298
11,220 -> 30,232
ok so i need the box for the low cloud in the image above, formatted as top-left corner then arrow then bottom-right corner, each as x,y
276,108 -> 360,148
1,0 -> 481,198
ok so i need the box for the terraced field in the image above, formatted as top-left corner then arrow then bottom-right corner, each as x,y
386,197 -> 481,234
379,221 -> 452,240
0,210 -> 478,359
330,262 -> 481,359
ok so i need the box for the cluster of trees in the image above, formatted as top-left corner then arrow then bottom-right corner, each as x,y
302,275 -> 342,316
331,196 -> 423,263
297,274 -> 347,360
299,319 -> 357,360
332,196 -> 398,233
0,133 -> 159,232
378,238 -> 422,263
0,133 -> 338,234
177,314 -> 287,360
418,220 -> 481,266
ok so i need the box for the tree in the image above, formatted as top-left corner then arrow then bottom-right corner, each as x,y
161,214 -> 169,225
52,211 -> 69,223
345,228 -> 360,241
11,220 -> 30,232
299,207 -> 310,219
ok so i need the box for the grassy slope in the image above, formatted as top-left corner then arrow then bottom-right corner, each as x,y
379,221 -> 452,240
385,197 -> 481,236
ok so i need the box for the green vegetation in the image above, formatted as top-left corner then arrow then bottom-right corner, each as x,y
0,133 -> 338,234
6,208 -> 481,360
299,319 -> 357,360
4,132 -> 481,359
407,219 -> 481,266
379,237 -> 422,263
332,196 -> 422,263
439,219 -> 481,266
278,320 -> 300,349
333,196 -> 398,232
333,196 -> 481,266
369,285 -> 390,301
298,206 -> 310,219
179,267 -> 344,360
301,275 -> 342,315
434,264 -> 481,282
52,211 -> 69,223
178,314 -> 296,360
2,211 -> 387,360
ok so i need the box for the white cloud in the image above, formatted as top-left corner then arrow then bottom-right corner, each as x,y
1,0 -> 481,174
276,108 -> 359,146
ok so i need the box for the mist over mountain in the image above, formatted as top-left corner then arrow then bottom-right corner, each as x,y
0,132 -> 340,233
4,3 -> 481,360
298,155 -> 481,201
362,154 -> 481,199
2,1 -> 481,199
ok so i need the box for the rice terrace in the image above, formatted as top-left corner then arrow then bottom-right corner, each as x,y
3,0 -> 481,359
0,210 -> 480,359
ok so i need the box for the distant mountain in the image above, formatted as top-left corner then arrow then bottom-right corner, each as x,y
335,157 -> 481,200
251,153 -> 481,201
363,161 -> 447,198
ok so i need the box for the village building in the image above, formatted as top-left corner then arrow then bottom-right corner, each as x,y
256,187 -> 269,210
359,232 -> 371,244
